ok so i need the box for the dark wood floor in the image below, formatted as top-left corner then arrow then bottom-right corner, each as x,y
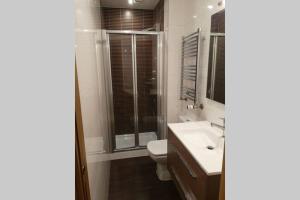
108,156 -> 182,200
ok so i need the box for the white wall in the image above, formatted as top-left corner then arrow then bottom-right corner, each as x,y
165,0 -> 225,125
164,0 -> 186,123
87,161 -> 110,200
75,0 -> 110,200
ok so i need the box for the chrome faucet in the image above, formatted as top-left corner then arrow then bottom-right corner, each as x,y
211,117 -> 225,136
187,103 -> 204,110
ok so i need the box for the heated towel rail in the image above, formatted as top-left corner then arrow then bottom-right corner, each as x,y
180,29 -> 201,103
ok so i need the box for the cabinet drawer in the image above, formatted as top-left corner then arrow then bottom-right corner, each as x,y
168,149 -> 190,199
168,142 -> 203,200
168,141 -> 205,200
167,128 -> 221,200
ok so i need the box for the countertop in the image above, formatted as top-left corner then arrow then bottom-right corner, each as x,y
168,121 -> 224,175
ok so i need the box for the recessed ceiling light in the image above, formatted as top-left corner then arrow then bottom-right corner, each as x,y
193,15 -> 197,19
208,5 -> 213,9
128,0 -> 133,5
125,10 -> 131,18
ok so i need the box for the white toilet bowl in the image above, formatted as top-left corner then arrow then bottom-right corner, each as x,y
147,139 -> 171,181
147,116 -> 195,181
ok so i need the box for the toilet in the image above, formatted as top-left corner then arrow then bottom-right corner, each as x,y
147,115 -> 195,181
147,139 -> 170,181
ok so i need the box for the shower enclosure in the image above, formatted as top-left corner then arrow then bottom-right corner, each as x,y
102,30 -> 164,152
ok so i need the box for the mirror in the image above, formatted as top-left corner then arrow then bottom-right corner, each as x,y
206,9 -> 225,104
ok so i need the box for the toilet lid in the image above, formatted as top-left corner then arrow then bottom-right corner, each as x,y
147,139 -> 167,156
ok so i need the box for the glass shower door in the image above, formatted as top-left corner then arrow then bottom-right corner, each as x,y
109,34 -> 135,150
106,32 -> 161,151
136,35 -> 158,146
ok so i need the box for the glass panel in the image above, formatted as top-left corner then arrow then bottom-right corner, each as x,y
136,35 -> 158,146
109,34 -> 135,149
213,36 -> 225,104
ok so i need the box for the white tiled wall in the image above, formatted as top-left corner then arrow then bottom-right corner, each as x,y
75,0 -> 110,200
165,0 -> 225,125
164,0 -> 186,123
87,161 -> 110,200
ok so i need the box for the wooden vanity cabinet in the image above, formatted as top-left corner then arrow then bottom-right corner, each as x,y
167,128 -> 221,200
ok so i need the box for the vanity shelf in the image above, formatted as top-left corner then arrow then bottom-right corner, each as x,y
167,128 -> 221,200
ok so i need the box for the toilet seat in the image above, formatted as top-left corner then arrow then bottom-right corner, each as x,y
147,139 -> 167,156
147,139 -> 171,181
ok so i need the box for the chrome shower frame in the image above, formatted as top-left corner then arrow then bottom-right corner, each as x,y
101,30 -> 166,153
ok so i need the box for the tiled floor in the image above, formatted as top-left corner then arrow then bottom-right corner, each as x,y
108,156 -> 181,200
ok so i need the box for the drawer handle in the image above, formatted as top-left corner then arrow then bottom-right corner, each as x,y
176,149 -> 197,178
185,193 -> 197,200
171,167 -> 188,196
171,167 -> 197,200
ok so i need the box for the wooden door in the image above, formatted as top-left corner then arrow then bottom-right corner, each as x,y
75,65 -> 91,200
219,150 -> 225,200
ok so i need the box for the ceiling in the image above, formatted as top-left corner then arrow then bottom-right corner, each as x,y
100,0 -> 160,10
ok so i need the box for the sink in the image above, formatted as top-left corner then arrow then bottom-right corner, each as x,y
168,121 -> 224,175
181,127 -> 220,148
174,122 -> 224,151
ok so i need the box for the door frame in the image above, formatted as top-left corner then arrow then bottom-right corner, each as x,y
75,64 -> 91,200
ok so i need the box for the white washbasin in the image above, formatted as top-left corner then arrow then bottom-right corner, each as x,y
182,131 -> 216,148
168,121 -> 224,175
182,127 -> 220,146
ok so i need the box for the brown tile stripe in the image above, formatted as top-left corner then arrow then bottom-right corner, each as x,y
154,0 -> 164,31
211,9 -> 225,33
102,7 -> 154,31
